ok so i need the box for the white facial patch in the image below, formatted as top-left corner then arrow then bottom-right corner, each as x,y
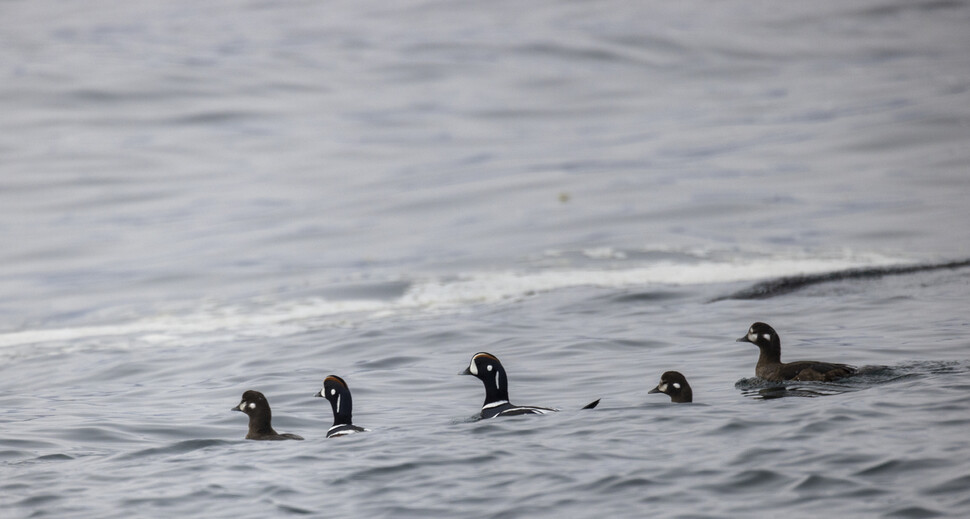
469,359 -> 479,376
486,364 -> 493,372
748,332 -> 758,342
248,402 -> 256,410
238,402 -> 247,411
672,382 -> 681,389
657,383 -> 668,392
762,333 -> 771,341
494,371 -> 500,389
336,394 -> 341,414
330,388 -> 336,396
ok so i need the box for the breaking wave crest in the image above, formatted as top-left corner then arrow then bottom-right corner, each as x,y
0,249 -> 912,357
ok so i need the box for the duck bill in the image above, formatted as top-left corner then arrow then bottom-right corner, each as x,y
460,367 -> 472,376
313,391 -> 323,398
736,336 -> 752,344
231,405 -> 242,412
647,385 -> 661,394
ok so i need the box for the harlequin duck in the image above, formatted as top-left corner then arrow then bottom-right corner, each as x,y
736,322 -> 857,382
314,375 -> 368,438
231,390 -> 304,441
461,352 -> 600,419
648,371 -> 693,403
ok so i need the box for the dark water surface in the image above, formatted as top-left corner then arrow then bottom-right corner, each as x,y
2,1 -> 970,517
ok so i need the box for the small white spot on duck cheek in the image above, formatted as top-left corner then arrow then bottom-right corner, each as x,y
762,333 -> 771,341
486,364 -> 493,372
469,360 -> 478,376
672,382 -> 681,389
330,389 -> 336,396
248,402 -> 256,410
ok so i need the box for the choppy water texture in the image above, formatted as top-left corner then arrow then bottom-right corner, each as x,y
2,1 -> 970,518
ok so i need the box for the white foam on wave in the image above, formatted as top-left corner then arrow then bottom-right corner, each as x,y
401,253 -> 904,307
0,298 -> 391,353
0,251 -> 909,356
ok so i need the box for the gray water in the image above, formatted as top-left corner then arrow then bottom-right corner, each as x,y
2,0 -> 970,517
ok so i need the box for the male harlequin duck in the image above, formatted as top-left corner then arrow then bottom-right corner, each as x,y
232,390 -> 304,441
461,352 -> 600,419
736,322 -> 857,382
648,371 -> 693,403
314,375 -> 368,438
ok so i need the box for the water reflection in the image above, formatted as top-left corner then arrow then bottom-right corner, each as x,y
733,363 -> 948,399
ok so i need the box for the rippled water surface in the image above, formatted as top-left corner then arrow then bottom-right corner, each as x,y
2,1 -> 970,518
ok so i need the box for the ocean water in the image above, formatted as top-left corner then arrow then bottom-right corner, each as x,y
2,1 -> 970,517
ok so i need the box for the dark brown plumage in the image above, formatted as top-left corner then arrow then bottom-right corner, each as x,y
648,371 -> 693,403
737,322 -> 857,382
232,390 -> 304,441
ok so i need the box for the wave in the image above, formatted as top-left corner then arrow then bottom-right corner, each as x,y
713,259 -> 970,301
0,249 -> 908,357
113,439 -> 234,461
